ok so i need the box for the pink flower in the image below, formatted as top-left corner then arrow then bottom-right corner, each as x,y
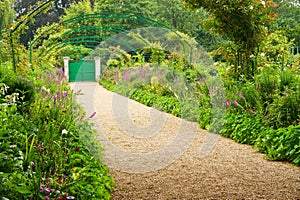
89,112 -> 96,119
238,92 -> 243,98
53,169 -> 58,173
78,116 -> 84,121
256,85 -> 259,91
226,101 -> 231,106
62,91 -> 68,98
114,72 -> 119,82
45,196 -> 50,200
249,108 -> 256,114
45,188 -> 51,193
233,100 -> 238,105
40,185 -> 44,192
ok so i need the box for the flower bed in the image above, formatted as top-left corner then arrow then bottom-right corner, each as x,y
0,67 -> 114,199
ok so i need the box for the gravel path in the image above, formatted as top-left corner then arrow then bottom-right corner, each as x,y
72,82 -> 300,199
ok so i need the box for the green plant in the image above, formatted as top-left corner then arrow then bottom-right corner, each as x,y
256,125 -> 300,165
1,67 -> 114,199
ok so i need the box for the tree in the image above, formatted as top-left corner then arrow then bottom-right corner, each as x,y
270,0 -> 300,47
13,0 -> 86,46
94,0 -> 154,17
150,0 -> 223,51
182,0 -> 277,77
94,0 -> 222,51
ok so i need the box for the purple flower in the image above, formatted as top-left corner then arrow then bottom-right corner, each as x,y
53,95 -> 57,105
233,100 -> 238,105
45,178 -> 50,183
45,196 -> 50,200
62,91 -> 68,98
40,185 -> 43,192
45,188 -> 51,193
31,161 -> 35,168
226,101 -> 232,106
89,112 -> 96,119
78,116 -> 84,121
53,169 -> 58,173
256,85 -> 259,91
122,69 -> 133,81
114,72 -> 119,82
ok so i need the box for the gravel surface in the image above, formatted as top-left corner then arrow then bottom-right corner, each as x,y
72,82 -> 300,200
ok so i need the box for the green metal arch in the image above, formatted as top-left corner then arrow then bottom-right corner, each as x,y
30,12 -> 190,66
43,35 -> 137,57
61,26 -> 127,37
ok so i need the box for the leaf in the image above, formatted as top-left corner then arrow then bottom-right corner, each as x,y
15,185 -> 32,194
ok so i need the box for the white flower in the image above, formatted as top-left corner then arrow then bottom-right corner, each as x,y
250,54 -> 255,58
0,83 -> 9,96
41,86 -> 50,93
261,53 -> 265,57
261,0 -> 266,7
249,5 -> 254,10
61,129 -> 68,135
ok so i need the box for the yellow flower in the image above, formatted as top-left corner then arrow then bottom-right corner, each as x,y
73,173 -> 80,180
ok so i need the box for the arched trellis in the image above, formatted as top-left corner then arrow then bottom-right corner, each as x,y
10,0 -> 59,72
42,36 -> 137,57
30,12 -> 193,67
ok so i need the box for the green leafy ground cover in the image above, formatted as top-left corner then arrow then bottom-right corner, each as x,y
0,66 -> 114,199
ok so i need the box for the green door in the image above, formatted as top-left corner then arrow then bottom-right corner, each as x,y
69,60 -> 95,82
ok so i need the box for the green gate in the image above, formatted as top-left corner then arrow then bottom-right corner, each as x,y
69,60 -> 95,82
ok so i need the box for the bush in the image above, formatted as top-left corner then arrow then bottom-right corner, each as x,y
0,67 -> 36,113
256,125 -> 300,165
1,67 -> 114,199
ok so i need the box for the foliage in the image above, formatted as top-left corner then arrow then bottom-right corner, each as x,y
259,30 -> 294,66
221,113 -> 300,166
256,125 -> 300,165
0,66 -> 114,199
100,41 -> 214,129
270,0 -> 300,47
183,0 -> 278,78
0,37 -> 12,63
100,24 -> 300,167
0,0 -> 15,34
14,0 -> 83,46
0,67 -> 36,113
